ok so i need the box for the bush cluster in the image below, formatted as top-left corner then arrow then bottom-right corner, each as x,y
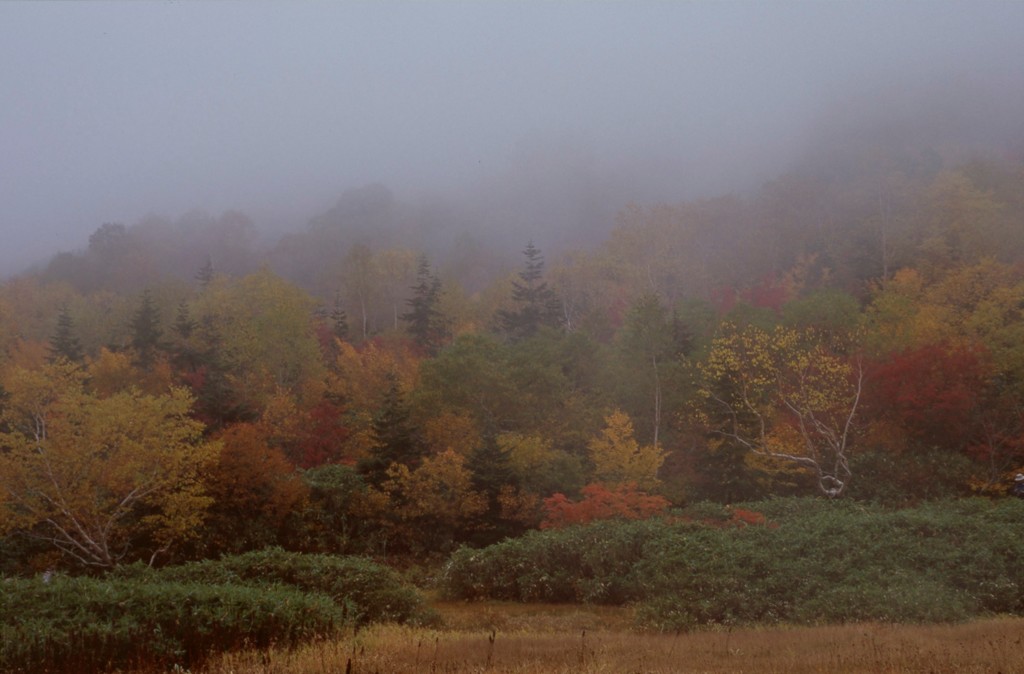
2,549 -> 434,673
0,575 -> 343,673
116,547 -> 436,626
442,498 -> 1024,630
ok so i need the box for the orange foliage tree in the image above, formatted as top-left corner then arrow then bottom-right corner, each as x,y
200,423 -> 308,554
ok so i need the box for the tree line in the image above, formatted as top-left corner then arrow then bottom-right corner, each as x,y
3,148 -> 1024,571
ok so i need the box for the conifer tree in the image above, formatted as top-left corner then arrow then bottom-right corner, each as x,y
48,304 -> 84,364
358,374 -> 422,487
130,289 -> 163,370
196,256 -> 214,289
401,255 -> 444,354
330,293 -> 350,342
169,301 -> 199,371
498,241 -> 562,342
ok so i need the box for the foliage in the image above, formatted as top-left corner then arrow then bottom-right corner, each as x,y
540,482 -> 670,529
47,304 -> 83,364
401,255 -> 446,354
443,498 -> 1024,629
0,575 -> 346,674
198,423 -> 309,555
442,518 -> 669,604
358,374 -> 423,487
115,547 -> 435,626
497,241 -> 562,341
0,362 -> 218,567
587,409 -> 666,489
697,323 -> 863,496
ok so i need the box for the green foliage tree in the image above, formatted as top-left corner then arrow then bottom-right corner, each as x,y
130,288 -> 163,370
401,255 -> 445,354
47,304 -> 84,364
615,293 -> 676,446
498,241 -> 562,341
358,374 -> 422,487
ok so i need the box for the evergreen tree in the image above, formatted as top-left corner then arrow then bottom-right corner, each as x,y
401,255 -> 444,354
169,301 -> 199,371
358,374 -> 422,487
173,300 -> 196,339
330,292 -> 349,342
497,241 -> 562,342
466,439 -> 529,545
48,304 -> 84,364
196,256 -> 214,288
130,289 -> 163,370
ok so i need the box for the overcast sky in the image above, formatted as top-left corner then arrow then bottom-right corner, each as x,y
2,1 -> 1023,275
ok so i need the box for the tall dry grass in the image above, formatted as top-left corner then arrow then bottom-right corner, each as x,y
198,604 -> 1024,674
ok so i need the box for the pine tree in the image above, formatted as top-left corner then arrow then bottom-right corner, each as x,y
497,241 -> 562,342
169,301 -> 199,371
48,304 -> 84,364
131,289 -> 163,370
358,374 -> 422,487
401,255 -> 444,354
196,256 -> 214,289
330,292 -> 349,342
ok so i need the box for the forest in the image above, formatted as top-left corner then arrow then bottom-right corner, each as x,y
3,138 -> 1024,570
5,138 -> 1024,671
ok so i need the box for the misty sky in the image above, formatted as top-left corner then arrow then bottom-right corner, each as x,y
2,1 -> 1023,275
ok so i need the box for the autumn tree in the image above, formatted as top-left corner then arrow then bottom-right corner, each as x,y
698,324 -> 864,497
541,482 -> 669,530
199,423 -> 308,555
588,409 -> 666,490
496,431 -> 585,497
188,268 -> 327,415
0,362 -> 218,567
375,449 -> 487,554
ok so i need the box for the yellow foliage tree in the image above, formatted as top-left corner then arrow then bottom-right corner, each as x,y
86,346 -> 174,397
423,410 -> 481,456
0,362 -> 218,567
376,449 -> 486,552
587,409 -> 665,491
698,324 -> 863,497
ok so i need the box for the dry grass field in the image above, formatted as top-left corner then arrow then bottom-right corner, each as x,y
198,602 -> 1024,674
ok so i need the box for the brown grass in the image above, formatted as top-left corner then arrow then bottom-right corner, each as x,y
197,603 -> 1024,674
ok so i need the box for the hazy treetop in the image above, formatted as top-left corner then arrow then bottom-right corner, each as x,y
2,1 -> 1023,275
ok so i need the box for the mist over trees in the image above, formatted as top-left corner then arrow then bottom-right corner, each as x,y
4,105 -> 1024,572
4,1 -> 1024,578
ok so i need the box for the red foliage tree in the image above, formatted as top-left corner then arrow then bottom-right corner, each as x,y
540,482 -> 669,530
866,342 -> 991,451
292,399 -> 351,468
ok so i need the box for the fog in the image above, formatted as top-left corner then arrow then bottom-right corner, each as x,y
2,1 -> 1023,276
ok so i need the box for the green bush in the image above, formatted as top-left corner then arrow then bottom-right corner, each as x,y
117,547 -> 436,626
441,498 -> 1024,629
0,575 -> 345,673
442,518 -> 673,603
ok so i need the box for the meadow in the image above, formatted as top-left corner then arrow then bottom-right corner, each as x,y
201,603 -> 1024,674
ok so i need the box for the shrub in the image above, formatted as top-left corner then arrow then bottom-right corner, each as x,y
442,518 -> 673,604
0,575 -> 345,673
117,547 -> 436,626
442,497 -> 1024,629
